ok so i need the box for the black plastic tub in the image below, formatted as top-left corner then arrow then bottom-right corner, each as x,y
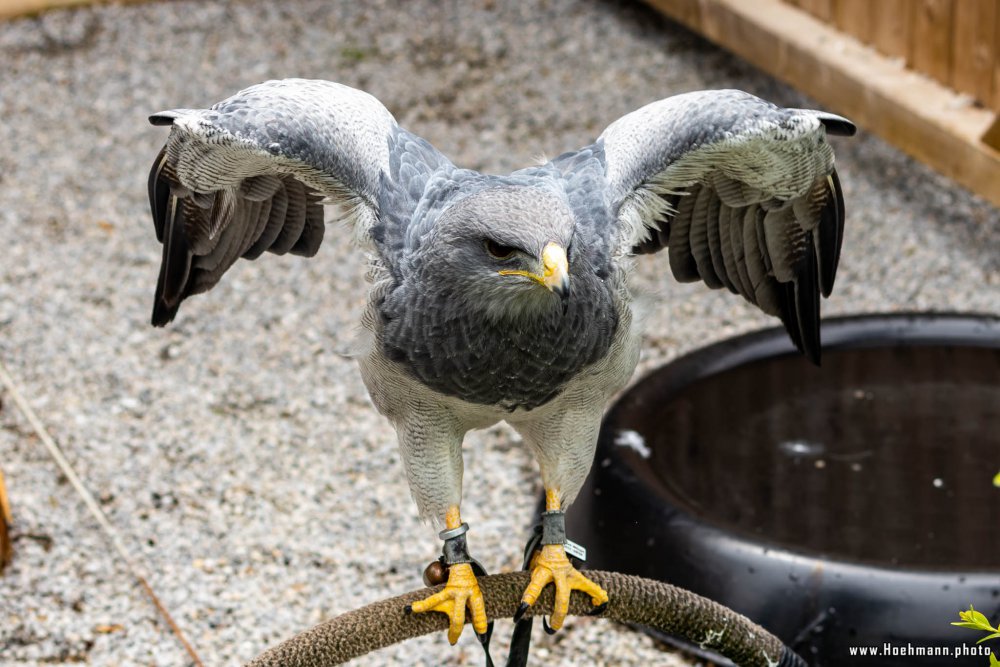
570,313 -> 1000,666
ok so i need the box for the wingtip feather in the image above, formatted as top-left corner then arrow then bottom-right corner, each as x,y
151,299 -> 179,327
149,112 -> 177,126
795,233 -> 823,365
817,112 -> 857,137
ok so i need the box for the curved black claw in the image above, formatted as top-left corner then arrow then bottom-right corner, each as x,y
542,616 -> 557,635
587,601 -> 608,617
478,620 -> 496,667
513,601 -> 531,624
477,620 -> 494,645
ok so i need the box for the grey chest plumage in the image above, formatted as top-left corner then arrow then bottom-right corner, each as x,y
372,138 -> 620,411
380,270 -> 619,411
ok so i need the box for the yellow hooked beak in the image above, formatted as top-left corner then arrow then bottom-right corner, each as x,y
541,242 -> 570,297
499,242 -> 570,298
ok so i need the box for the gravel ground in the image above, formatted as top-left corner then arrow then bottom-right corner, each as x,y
0,1 -> 997,666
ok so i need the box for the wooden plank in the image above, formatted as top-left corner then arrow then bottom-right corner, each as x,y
644,0 -> 1000,208
796,0 -> 832,23
983,114 -> 1000,150
995,0 -> 1000,110
911,0 -> 956,88
0,0 -> 150,20
833,0 -> 873,46
0,0 -> 88,18
952,0 -> 997,108
654,0 -> 703,30
871,0 -> 913,63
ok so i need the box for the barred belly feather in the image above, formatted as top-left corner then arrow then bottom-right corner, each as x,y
379,269 -> 619,411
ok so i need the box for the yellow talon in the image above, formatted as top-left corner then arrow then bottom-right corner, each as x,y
519,491 -> 607,631
521,542 -> 608,631
409,561 -> 488,644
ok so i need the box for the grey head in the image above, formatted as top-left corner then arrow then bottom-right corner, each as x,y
413,185 -> 574,320
379,180 -> 619,411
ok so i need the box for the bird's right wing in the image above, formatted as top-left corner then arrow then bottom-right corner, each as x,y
598,90 -> 855,362
147,78 -> 402,326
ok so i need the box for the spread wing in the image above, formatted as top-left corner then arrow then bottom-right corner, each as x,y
147,78 -> 400,326
600,89 -> 855,363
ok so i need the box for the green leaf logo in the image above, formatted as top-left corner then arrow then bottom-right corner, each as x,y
953,605 -> 1000,665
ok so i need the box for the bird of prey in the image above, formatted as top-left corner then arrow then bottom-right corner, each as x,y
147,79 -> 853,645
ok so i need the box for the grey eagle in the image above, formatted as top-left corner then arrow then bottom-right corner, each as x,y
147,78 -> 853,643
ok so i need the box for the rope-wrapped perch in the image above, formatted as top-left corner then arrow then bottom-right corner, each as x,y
246,571 -> 805,667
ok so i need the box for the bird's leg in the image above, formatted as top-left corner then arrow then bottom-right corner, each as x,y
406,505 -> 489,645
515,489 -> 608,631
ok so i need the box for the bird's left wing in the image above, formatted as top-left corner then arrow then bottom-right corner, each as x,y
599,89 -> 855,362
147,78 -> 400,326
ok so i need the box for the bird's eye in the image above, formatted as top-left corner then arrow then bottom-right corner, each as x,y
484,239 -> 518,260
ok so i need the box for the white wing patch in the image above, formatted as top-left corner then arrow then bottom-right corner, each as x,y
164,113 -> 380,245
613,118 -> 834,253
600,90 -> 835,254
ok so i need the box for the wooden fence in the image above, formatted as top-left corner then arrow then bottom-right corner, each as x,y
788,0 -> 999,113
646,0 -> 1000,208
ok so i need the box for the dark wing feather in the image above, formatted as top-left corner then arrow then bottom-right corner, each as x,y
599,89 -> 855,363
708,202 -> 736,293
148,161 -> 329,325
630,170 -> 846,364
664,184 -> 699,281
690,187 -> 723,289
146,79 -> 407,326
242,182 -> 289,260
729,206 -> 755,299
817,170 -> 845,297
